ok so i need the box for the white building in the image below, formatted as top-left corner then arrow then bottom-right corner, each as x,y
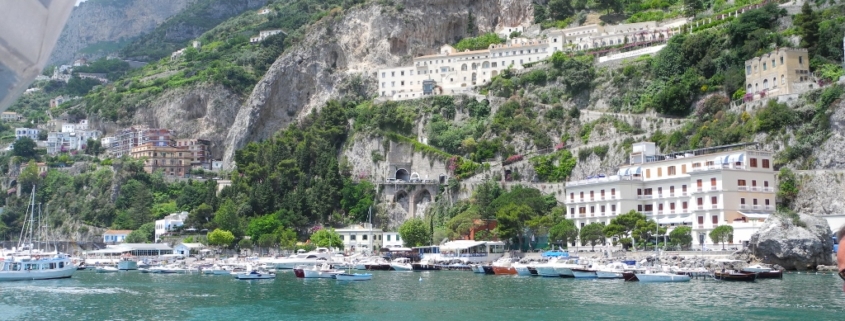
15,128 -> 39,141
1,111 -> 23,122
103,230 -> 132,243
496,25 -> 524,39
564,142 -> 776,249
547,19 -> 684,52
155,212 -> 189,242
174,243 -> 205,256
250,29 -> 283,43
382,232 -> 403,248
335,224 -> 383,254
257,7 -> 272,15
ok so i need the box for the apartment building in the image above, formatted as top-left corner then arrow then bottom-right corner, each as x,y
14,127 -> 39,140
744,47 -> 815,99
175,138 -> 212,168
105,127 -> 174,157
564,142 -> 776,248
1,111 -> 23,122
130,142 -> 193,176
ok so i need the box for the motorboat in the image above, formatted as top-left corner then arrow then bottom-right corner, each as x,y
553,259 -> 584,278
634,270 -> 691,282
335,273 -> 372,281
236,270 -> 275,280
596,262 -> 627,279
534,258 -> 561,277
302,263 -> 344,278
355,257 -> 391,271
470,264 -> 486,273
571,268 -> 597,278
201,264 -> 231,275
390,258 -> 413,271
149,265 -> 190,274
512,262 -> 534,276
741,264 -> 783,279
269,248 -> 333,269
411,258 -> 441,271
715,270 -> 757,282
491,257 -> 518,275
117,257 -> 138,271
95,266 -> 119,273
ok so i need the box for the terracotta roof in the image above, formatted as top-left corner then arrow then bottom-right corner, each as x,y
104,230 -> 133,235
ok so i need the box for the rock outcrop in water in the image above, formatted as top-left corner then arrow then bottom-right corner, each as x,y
746,213 -> 834,270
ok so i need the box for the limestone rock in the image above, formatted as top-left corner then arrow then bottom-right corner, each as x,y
222,0 -> 534,168
747,213 -> 835,270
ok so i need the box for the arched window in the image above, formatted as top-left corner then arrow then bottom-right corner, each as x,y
763,79 -> 769,90
461,64 -> 467,71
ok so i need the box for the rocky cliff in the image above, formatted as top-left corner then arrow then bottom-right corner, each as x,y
746,213 -> 835,270
48,0 -> 192,65
221,0 -> 534,168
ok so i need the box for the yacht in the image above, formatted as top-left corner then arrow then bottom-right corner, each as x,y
236,270 -> 275,280
390,258 -> 413,271
596,262 -> 627,279
269,248 -> 333,269
512,262 -> 534,276
571,268 -> 597,278
491,257 -> 518,275
117,257 -> 138,270
634,270 -> 691,282
0,187 -> 76,281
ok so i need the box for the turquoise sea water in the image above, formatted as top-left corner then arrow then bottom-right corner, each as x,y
2,270 -> 844,321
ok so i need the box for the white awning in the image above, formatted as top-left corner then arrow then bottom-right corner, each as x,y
714,155 -> 727,165
727,153 -> 745,164
658,216 -> 692,224
617,168 -> 627,176
738,212 -> 771,219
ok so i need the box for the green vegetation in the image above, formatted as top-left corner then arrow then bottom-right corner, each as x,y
530,150 -> 577,182
73,58 -> 131,81
669,226 -> 693,250
579,222 -> 606,250
708,225 -> 734,249
125,223 -> 155,243
309,228 -> 343,249
208,229 -> 235,247
398,218 -> 431,247
454,33 -> 505,51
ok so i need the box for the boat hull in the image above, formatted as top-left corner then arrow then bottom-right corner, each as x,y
0,266 -> 76,281
481,266 -> 495,275
535,266 -> 560,277
622,272 -> 639,281
636,273 -> 691,283
753,271 -> 783,279
715,271 -> 757,282
596,271 -> 623,279
335,273 -> 372,281
571,269 -> 597,278
118,260 -> 138,271
364,264 -> 391,271
237,274 -> 275,280
303,269 -> 341,278
492,266 -> 517,275
293,268 -> 305,278
514,266 -> 532,276
390,263 -> 412,271
554,267 -> 575,278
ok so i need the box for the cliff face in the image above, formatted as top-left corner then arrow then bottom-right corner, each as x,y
221,0 -> 534,168
48,0 -> 192,65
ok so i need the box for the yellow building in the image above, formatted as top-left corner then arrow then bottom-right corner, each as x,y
130,142 -> 193,176
744,47 -> 815,99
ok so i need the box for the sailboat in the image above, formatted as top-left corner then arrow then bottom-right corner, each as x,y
0,186 -> 76,281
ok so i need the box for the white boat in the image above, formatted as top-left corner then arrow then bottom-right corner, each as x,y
117,257 -> 138,271
635,271 -> 691,283
236,270 -> 275,280
149,265 -> 190,274
534,258 -> 562,277
741,264 -> 774,273
335,273 -> 372,281
0,186 -> 76,281
390,258 -> 413,271
95,266 -> 119,273
269,248 -> 333,269
596,263 -> 627,279
512,262 -> 533,276
553,259 -> 584,278
571,268 -> 597,278
302,263 -> 343,278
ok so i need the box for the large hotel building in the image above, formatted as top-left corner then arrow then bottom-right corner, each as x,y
564,142 -> 776,248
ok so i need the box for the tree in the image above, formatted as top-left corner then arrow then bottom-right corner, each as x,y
238,238 -> 253,250
548,0 -> 573,20
632,219 -> 666,250
310,228 -> 343,249
604,210 -> 646,237
596,0 -> 621,14
669,226 -> 693,250
208,229 -> 235,247
213,199 -> 242,237
124,222 -> 155,243
246,214 -> 281,241
399,218 -> 432,247
275,226 -> 297,250
796,2 -> 819,55
549,219 -> 578,247
187,203 -> 214,229
474,180 -> 502,220
777,168 -> 799,210
709,225 -> 734,250
495,204 -> 535,250
18,160 -> 40,193
580,222 -> 606,250
684,0 -> 704,17
84,138 -> 102,156
13,137 -> 38,160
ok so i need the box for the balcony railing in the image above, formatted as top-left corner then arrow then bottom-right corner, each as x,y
601,196 -> 605,200
738,186 -> 747,191
657,193 -> 663,198
682,192 -> 688,196
711,204 -> 719,209
750,187 -> 759,191
579,198 -> 584,202
710,186 -> 718,191
697,206 -> 704,210
643,211 -> 654,216
637,195 -> 653,199
739,204 -> 747,209
763,187 -> 774,192
657,210 -> 664,214
696,188 -> 704,192
669,193 -> 675,197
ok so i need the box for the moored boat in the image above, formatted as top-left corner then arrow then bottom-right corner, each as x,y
117,257 -> 138,271
512,262 -> 533,276
390,258 -> 412,271
302,263 -> 343,278
635,271 -> 691,283
714,270 -> 757,282
571,268 -> 597,278
95,266 -> 119,273
741,264 -> 783,279
335,273 -> 372,281
236,270 -> 275,280
491,257 -> 518,275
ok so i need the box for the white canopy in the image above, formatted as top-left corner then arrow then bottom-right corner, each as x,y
727,153 -> 745,164
658,216 -> 692,224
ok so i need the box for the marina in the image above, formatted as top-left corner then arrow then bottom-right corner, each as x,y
2,266 -> 844,320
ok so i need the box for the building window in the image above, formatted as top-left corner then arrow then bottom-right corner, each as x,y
762,159 -> 770,168
386,235 -> 391,241
350,235 -> 356,240
698,216 -> 704,224
692,162 -> 701,169
799,56 -> 803,64
658,187 -> 662,195
590,206 -> 595,213
711,196 -> 718,205
611,188 -> 616,196
579,207 -> 586,214
697,198 -> 703,206
682,185 -> 687,193
601,205 -> 606,213
611,205 -> 617,212
657,167 -> 663,177
570,193 -> 574,200
590,191 -> 594,199
669,186 -> 675,194
601,190 -> 605,198
668,166 -> 676,176
696,179 -> 702,189
753,199 -> 758,205
772,59 -> 776,68
638,205 -> 643,212
741,198 -> 746,205
765,199 -> 770,206
646,169 -> 651,178
580,192 -> 584,199
738,179 -> 746,186
570,208 -> 575,214
710,178 -> 717,187
752,180 -> 757,187
670,203 -> 676,210
683,201 -> 688,210
764,181 -> 769,188
362,235 -> 368,240
750,158 -> 758,167
780,56 -> 783,65
712,215 -> 719,224
339,235 -> 344,240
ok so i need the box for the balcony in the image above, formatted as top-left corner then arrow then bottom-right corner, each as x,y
763,187 -> 774,192
696,188 -> 704,193
601,196 -> 605,200
669,193 -> 675,197
738,186 -> 747,191
579,198 -> 585,202
710,186 -> 718,191
657,193 -> 664,198
739,204 -> 748,209
697,206 -> 704,210
682,192 -> 688,196
637,195 -> 653,199
643,211 -> 654,216
711,204 -> 719,209
590,197 -> 595,201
